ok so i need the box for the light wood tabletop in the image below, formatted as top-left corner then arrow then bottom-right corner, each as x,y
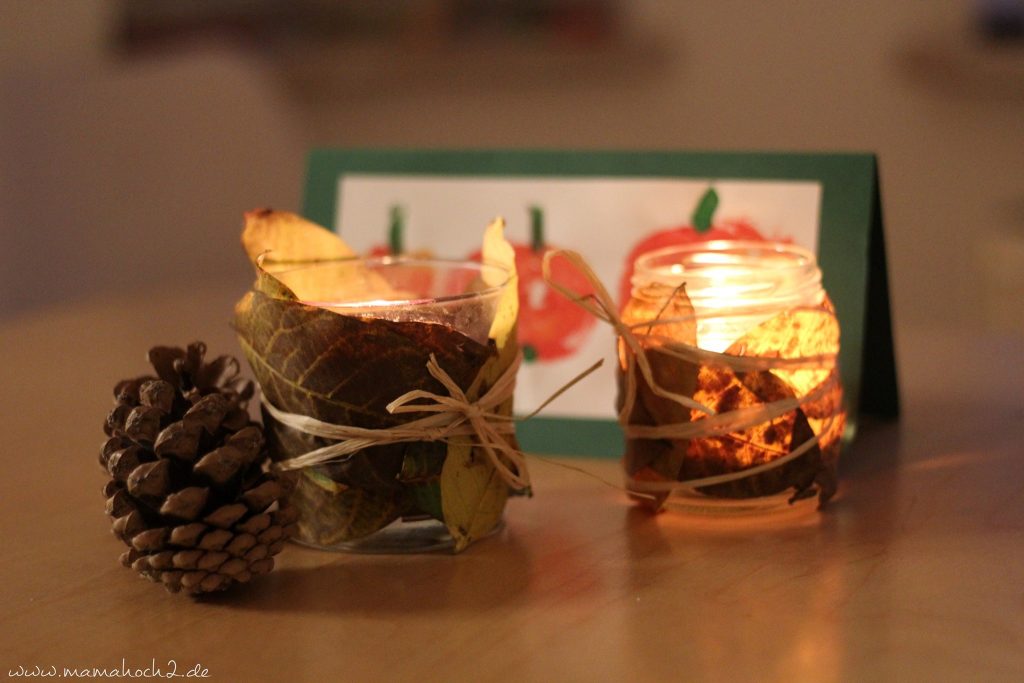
1,282 -> 1022,682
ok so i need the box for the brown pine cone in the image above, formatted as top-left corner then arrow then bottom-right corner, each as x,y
99,342 -> 295,595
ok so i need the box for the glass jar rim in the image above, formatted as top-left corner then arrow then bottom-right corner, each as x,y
633,240 -> 818,277
271,255 -> 511,308
630,239 -> 823,314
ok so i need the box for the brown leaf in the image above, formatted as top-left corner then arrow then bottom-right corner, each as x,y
726,296 -> 840,401
235,286 -> 496,538
687,298 -> 843,503
618,283 -> 698,510
235,290 -> 493,431
290,471 -> 402,545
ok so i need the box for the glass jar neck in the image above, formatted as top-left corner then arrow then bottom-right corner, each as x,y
632,241 -> 823,313
630,241 -> 825,352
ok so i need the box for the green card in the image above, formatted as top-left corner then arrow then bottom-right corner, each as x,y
303,149 -> 898,457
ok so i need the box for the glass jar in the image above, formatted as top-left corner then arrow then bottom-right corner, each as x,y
262,257 -> 515,552
620,240 -> 845,514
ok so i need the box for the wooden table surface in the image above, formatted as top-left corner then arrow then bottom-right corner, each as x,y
1,283 -> 1022,682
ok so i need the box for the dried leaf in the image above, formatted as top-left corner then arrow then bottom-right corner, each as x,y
619,284 -> 698,510
242,208 -> 355,266
244,210 -> 399,305
620,282 -> 697,348
435,219 -> 522,548
676,297 -> 842,501
399,451 -> 445,522
438,358 -> 521,544
481,217 -> 518,351
236,292 -> 492,429
291,471 -> 402,545
235,288 -> 494,541
440,437 -> 509,553
686,367 -> 824,499
698,297 -> 844,502
727,295 -> 840,398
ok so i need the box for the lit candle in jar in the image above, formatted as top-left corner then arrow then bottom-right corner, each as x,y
619,240 -> 845,513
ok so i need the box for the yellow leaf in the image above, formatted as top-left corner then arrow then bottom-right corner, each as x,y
481,217 -> 518,351
241,208 -> 355,266
240,209 -> 397,304
725,295 -> 840,398
440,217 -> 521,547
440,436 -> 509,552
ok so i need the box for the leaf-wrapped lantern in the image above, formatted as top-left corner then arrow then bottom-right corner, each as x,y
233,209 -> 521,551
618,241 -> 845,512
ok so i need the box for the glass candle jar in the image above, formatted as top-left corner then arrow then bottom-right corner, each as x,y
619,240 -> 845,514
260,257 -> 515,552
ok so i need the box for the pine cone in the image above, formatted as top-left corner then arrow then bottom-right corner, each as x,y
99,342 -> 295,595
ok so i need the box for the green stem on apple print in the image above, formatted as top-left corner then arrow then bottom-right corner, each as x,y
530,205 -> 546,253
524,204 -> 546,363
692,187 -> 719,233
389,204 -> 405,254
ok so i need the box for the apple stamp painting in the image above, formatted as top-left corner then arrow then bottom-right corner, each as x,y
334,175 -> 822,424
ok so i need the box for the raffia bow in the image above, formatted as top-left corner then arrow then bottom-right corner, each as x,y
262,351 -> 528,490
541,249 -> 840,494
262,350 -> 603,493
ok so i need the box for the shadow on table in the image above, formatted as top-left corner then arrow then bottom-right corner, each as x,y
202,529 -> 534,614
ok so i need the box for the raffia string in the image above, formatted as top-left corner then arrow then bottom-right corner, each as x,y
541,249 -> 839,494
262,350 -> 604,493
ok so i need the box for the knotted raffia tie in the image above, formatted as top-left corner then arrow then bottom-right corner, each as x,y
262,350 -> 602,493
541,249 -> 840,493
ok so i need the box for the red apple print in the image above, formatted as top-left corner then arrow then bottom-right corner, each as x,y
469,207 -> 597,363
618,188 -> 781,306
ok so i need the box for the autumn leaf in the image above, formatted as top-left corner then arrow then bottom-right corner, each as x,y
291,471 -> 403,545
243,210 -> 399,304
619,283 -> 699,510
441,437 -> 509,552
399,450 -> 445,522
438,217 -> 522,548
481,217 -> 518,351
685,366 -> 824,499
242,208 -> 356,266
234,286 -> 495,543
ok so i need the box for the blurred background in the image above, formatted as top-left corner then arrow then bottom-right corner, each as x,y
2,0 -> 1023,341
